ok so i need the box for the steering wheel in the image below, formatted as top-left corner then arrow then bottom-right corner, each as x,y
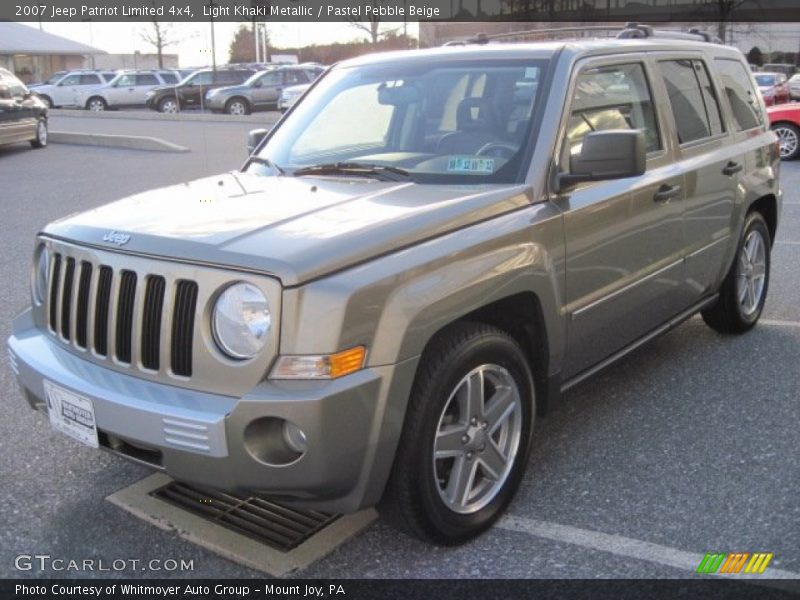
476,141 -> 518,159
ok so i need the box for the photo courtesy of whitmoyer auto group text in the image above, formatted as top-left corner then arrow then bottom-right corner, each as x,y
1,0 -> 799,597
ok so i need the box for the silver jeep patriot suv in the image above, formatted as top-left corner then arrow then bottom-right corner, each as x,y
8,25 -> 781,544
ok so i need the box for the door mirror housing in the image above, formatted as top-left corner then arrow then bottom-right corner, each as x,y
0,85 -> 10,99
247,128 -> 270,154
557,130 -> 646,190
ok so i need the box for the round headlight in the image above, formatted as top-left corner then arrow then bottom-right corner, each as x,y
33,246 -> 49,305
212,283 -> 271,359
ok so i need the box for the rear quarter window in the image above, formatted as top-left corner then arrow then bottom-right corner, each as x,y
714,58 -> 764,131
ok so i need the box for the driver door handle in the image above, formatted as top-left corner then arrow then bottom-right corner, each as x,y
653,184 -> 682,203
722,161 -> 743,176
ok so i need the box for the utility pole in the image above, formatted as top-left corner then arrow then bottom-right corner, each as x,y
208,0 -> 217,71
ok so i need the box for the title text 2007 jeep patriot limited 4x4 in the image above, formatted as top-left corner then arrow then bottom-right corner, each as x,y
8,25 -> 781,544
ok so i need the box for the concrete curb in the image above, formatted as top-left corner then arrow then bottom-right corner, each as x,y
50,131 -> 190,153
50,108 -> 280,126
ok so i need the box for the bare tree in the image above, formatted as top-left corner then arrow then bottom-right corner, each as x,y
140,21 -> 178,68
348,4 -> 400,45
716,0 -> 756,44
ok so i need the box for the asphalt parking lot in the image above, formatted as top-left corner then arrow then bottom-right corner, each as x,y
0,118 -> 798,580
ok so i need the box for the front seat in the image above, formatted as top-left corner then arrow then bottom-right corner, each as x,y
436,97 -> 499,155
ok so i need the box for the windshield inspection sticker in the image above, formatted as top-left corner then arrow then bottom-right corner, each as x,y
447,156 -> 496,174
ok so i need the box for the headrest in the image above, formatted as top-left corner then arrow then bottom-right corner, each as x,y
456,97 -> 494,130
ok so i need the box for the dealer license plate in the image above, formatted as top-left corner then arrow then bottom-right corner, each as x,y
43,380 -> 99,448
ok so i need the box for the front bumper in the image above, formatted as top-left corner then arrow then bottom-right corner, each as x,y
8,308 -> 418,513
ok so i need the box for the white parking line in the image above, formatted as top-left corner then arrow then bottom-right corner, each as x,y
498,515 -> 800,582
761,319 -> 800,328
776,240 -> 800,245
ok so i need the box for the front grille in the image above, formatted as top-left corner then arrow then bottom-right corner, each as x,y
46,252 -> 197,377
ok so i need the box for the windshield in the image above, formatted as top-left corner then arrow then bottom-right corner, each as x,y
250,58 -> 548,184
755,74 -> 776,86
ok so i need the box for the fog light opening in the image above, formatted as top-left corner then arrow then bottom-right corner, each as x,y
244,417 -> 307,466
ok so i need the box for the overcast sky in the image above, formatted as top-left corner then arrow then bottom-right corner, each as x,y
22,22 -> 418,66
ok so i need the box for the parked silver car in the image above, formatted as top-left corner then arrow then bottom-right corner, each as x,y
788,73 -> 800,101
30,69 -> 117,108
8,25 -> 782,545
277,83 -> 311,112
205,66 -> 323,114
75,70 -> 181,111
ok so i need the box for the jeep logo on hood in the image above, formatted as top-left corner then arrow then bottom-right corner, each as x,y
102,231 -> 131,246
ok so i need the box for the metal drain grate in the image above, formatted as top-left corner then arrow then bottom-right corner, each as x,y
150,481 -> 339,552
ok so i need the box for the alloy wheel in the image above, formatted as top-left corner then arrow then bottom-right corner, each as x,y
37,121 -> 47,146
736,229 -> 767,316
228,101 -> 247,115
775,125 -> 799,159
433,364 -> 522,514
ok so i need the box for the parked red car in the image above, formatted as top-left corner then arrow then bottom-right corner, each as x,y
755,72 -> 790,106
768,103 -> 800,160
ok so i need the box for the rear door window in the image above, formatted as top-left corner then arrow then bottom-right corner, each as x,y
136,74 -> 159,86
659,59 -> 725,144
79,74 -> 102,85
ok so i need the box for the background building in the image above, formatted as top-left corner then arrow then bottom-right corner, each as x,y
92,53 -> 179,70
0,22 -> 104,83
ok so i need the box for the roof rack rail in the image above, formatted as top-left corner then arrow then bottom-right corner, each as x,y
617,22 -> 722,43
442,22 -> 721,46
442,25 -> 622,46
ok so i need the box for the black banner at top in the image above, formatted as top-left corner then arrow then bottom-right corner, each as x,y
4,0 -> 800,22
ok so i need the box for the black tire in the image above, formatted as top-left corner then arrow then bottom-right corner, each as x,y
226,97 -> 251,115
772,122 -> 800,160
39,95 -> 53,109
30,118 -> 47,149
85,96 -> 107,111
381,322 -> 535,545
702,211 -> 771,334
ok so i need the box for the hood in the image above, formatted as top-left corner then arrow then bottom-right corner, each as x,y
43,172 -> 530,286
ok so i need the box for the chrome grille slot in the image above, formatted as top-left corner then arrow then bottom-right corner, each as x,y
94,266 -> 113,356
48,253 -> 61,332
75,262 -> 93,348
171,280 -> 198,377
141,275 -> 166,371
60,257 -> 76,340
115,270 -> 137,363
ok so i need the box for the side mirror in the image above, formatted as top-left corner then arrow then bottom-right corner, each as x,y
557,130 -> 646,190
247,128 -> 270,154
0,85 -> 9,100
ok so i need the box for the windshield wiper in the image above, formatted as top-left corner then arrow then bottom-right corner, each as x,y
292,162 -> 410,182
249,156 -> 285,176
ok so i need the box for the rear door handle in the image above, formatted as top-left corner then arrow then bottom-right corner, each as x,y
722,161 -> 743,176
653,184 -> 682,203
